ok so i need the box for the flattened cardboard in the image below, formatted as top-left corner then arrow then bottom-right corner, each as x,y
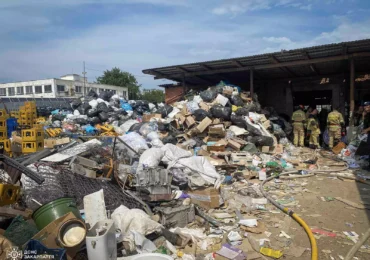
187,187 -> 222,209
196,117 -> 212,133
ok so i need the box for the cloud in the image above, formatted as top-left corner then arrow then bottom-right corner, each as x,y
263,37 -> 293,44
0,0 -> 188,8
211,0 -> 271,15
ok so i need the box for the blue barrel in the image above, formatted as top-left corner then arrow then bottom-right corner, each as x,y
6,118 -> 17,138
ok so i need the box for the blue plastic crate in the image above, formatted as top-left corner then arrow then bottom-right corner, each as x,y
6,118 -> 17,138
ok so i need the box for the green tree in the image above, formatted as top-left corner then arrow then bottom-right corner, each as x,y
96,67 -> 140,99
140,89 -> 165,103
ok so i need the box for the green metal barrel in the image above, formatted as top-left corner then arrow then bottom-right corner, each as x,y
32,198 -> 82,230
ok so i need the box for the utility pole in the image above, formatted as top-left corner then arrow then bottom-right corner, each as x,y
83,61 -> 87,94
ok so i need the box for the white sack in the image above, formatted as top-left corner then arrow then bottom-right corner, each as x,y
112,205 -> 162,236
137,148 -> 164,171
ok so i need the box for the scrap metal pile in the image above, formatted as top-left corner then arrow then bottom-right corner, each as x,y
0,81 -> 369,260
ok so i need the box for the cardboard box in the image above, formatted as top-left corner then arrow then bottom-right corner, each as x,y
207,144 -> 225,152
208,126 -> 226,137
187,187 -> 223,210
261,146 -> 270,153
273,144 -> 284,154
44,137 -> 70,148
142,114 -> 162,122
185,116 -> 196,128
196,117 -> 212,133
199,102 -> 210,111
227,140 -> 241,151
31,212 -> 81,260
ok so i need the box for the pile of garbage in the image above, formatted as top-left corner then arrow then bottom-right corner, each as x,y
1,81 -> 369,260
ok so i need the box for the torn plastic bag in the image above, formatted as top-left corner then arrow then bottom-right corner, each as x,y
244,103 -> 257,113
137,148 -> 164,171
73,110 -> 80,116
149,103 -> 156,111
111,94 -> 120,100
87,90 -> 98,98
230,95 -> 244,106
162,135 -> 177,145
52,114 -> 64,122
98,90 -> 110,101
120,132 -> 149,157
75,118 -> 87,125
129,123 -> 144,133
231,115 -> 247,128
248,136 -> 274,146
139,122 -> 158,137
87,108 -> 99,117
193,95 -> 203,104
89,116 -> 101,125
167,107 -> 180,118
88,99 -> 99,109
170,168 -> 188,186
97,102 -> 109,113
157,105 -> 173,118
200,89 -> 217,102
98,112 -> 109,122
121,102 -> 133,111
193,109 -> 211,121
158,123 -> 170,132
235,107 -> 249,116
120,119 -> 138,133
210,104 -> 231,120
112,205 -> 162,236
71,99 -> 82,110
186,101 -> 199,114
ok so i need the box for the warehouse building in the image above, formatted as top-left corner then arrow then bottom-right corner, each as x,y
0,74 -> 128,99
143,39 -> 370,123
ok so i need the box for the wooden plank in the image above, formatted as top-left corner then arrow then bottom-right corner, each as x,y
0,207 -> 32,219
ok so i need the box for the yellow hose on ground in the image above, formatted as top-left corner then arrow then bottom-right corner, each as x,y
260,172 -> 318,260
284,208 -> 318,260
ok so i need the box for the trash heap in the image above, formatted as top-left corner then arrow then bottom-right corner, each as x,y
1,81 -> 369,260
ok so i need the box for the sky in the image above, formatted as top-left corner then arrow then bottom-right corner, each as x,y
1,0 -> 370,89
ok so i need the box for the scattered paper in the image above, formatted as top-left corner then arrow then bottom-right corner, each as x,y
239,219 -> 258,227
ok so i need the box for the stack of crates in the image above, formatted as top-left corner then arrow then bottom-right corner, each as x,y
21,127 -> 44,154
19,101 -> 37,127
0,109 -> 8,141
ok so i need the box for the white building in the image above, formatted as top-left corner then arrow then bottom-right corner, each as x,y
0,74 -> 128,98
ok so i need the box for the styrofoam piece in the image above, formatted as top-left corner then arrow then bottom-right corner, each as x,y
83,189 -> 107,227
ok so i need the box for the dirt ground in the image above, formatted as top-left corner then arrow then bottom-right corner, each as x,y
249,172 -> 370,260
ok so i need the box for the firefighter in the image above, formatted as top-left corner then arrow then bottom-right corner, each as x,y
327,107 -> 345,149
307,109 -> 320,149
292,105 -> 306,147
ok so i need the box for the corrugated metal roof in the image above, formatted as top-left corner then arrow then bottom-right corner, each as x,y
144,38 -> 370,86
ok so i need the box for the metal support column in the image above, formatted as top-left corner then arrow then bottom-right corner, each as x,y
182,73 -> 186,98
349,59 -> 355,126
250,69 -> 254,99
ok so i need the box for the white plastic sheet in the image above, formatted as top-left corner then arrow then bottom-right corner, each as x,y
120,119 -> 138,133
137,148 -> 164,171
120,132 -> 149,157
89,99 -> 98,109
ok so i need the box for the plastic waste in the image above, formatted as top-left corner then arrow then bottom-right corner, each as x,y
200,89 -> 217,102
193,109 -> 211,121
121,102 -> 133,111
230,95 -> 244,106
186,101 -> 199,114
210,104 -> 231,120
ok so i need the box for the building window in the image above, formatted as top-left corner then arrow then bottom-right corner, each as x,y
75,86 -> 82,93
35,86 -> 42,94
26,86 -> 33,94
0,89 -> 6,96
57,85 -> 65,92
123,91 -> 127,97
44,85 -> 52,93
8,87 -> 15,96
17,86 -> 24,95
111,90 -> 116,94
